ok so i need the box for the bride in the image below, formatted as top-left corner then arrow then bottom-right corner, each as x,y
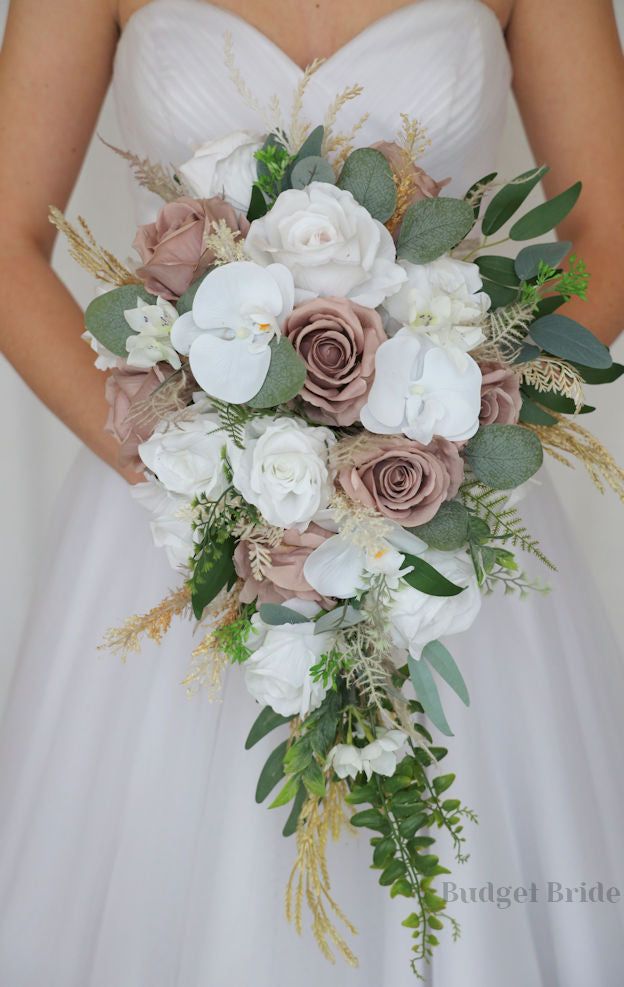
1,0 -> 623,984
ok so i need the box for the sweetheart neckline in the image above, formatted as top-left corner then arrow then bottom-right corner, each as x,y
119,0 -> 507,76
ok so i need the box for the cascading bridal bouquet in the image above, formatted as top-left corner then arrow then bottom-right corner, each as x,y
52,52 -> 624,977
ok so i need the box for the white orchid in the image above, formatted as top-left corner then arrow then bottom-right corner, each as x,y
170,261 -> 295,404
360,330 -> 482,444
384,257 -> 489,352
124,296 -> 181,370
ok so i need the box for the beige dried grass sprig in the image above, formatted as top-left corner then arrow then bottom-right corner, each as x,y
99,585 -> 192,661
99,137 -> 187,202
525,416 -> 624,502
521,355 -> 586,412
49,207 -> 137,286
181,589 -> 243,697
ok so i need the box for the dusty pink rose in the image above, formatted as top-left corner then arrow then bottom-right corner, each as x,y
372,141 -> 450,216
105,363 -> 174,472
338,436 -> 464,527
479,362 -> 522,425
133,195 -> 249,300
283,297 -> 387,426
234,525 -> 335,607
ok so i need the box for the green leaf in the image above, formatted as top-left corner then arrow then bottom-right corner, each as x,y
402,555 -> 465,597
190,536 -> 235,620
480,278 -> 519,310
246,336 -> 307,408
534,294 -> 565,318
293,125 -> 324,161
464,172 -> 498,219
522,383 -> 594,415
512,342 -> 541,364
258,603 -> 309,625
398,813 -> 428,840
346,782 -> 378,805
423,890 -> 447,912
350,808 -> 389,832
269,773 -> 300,809
413,854 -> 441,876
390,878 -> 414,898
245,706 -> 291,750
529,314 -> 612,369
401,912 -> 421,929
314,605 -> 367,634
410,500 -> 471,551
570,361 -> 624,384
467,515 -> 491,546
373,837 -> 396,868
509,182 -> 582,241
247,183 -> 269,221
422,640 -> 469,706
519,397 -> 558,426
290,155 -> 335,189
476,255 -> 520,286
176,269 -> 211,315
408,655 -> 453,737
255,740 -> 288,803
464,423 -> 544,489
283,737 -> 313,775
432,773 -> 455,795
379,859 -> 407,886
302,759 -> 326,798
514,240 -> 572,281
337,147 -> 397,222
481,166 -> 548,236
84,283 -> 156,357
282,783 -> 307,837
397,197 -> 475,264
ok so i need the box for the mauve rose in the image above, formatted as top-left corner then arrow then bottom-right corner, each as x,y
479,362 -> 522,425
373,141 -> 450,214
338,435 -> 464,527
234,525 -> 335,607
105,363 -> 174,472
133,195 -> 249,300
283,297 -> 387,427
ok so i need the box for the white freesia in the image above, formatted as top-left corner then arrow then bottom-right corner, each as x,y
81,331 -> 118,371
328,729 -> 406,781
389,549 -> 482,658
244,181 -> 407,307
170,261 -> 295,403
124,295 -> 181,370
303,524 -> 427,600
360,330 -> 482,444
244,599 -> 334,717
384,257 -> 489,351
229,417 -> 336,530
131,477 -> 195,571
178,130 -> 263,212
138,412 -> 229,499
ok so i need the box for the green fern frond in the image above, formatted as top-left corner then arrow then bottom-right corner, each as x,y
460,481 -> 556,570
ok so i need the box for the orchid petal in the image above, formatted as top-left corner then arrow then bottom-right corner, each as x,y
193,261 -> 286,329
171,311 -> 204,356
303,535 -> 366,599
189,334 -> 271,403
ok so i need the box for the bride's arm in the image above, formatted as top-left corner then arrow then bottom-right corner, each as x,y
508,0 -> 624,345
0,0 -> 140,481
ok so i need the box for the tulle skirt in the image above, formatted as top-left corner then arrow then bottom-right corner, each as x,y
1,448 -> 623,986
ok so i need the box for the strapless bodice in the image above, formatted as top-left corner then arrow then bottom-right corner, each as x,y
113,0 -> 511,219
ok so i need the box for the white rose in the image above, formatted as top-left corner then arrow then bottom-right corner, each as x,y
244,599 -> 333,717
389,549 -> 482,658
244,181 -> 407,308
131,477 -> 195,571
360,330 -> 482,444
138,412 -> 229,499
229,417 -> 336,530
179,130 -> 263,212
384,257 -> 489,352
360,729 -> 407,780
124,295 -> 181,371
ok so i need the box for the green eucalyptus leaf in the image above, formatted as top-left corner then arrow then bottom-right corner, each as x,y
570,361 -> 624,384
464,424 -> 544,489
258,603 -> 309,625
509,182 -> 582,241
84,283 -> 156,357
290,155 -> 335,189
176,270 -> 211,315
190,535 -> 235,620
518,397 -> 559,426
397,197 -> 475,263
245,706 -> 291,750
269,774 -> 300,809
464,171 -> 498,219
337,147 -> 397,222
408,655 -> 453,736
247,336 -> 307,408
255,739 -> 288,803
402,555 -> 465,597
521,383 -> 594,415
481,166 -> 548,236
247,183 -> 269,221
529,314 -> 612,369
476,255 -> 520,286
294,125 -> 324,161
511,342 -> 541,364
314,605 -> 367,634
514,240 -> 572,281
282,783 -> 307,837
534,294 -> 566,318
409,500 -> 470,552
481,278 -> 519,310
422,640 -> 469,706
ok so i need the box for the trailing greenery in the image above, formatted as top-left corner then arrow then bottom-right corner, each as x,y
459,480 -> 556,570
212,603 -> 256,664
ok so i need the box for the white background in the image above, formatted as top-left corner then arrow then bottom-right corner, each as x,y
1,0 -> 623,714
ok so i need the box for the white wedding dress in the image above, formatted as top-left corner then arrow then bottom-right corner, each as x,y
1,1 -> 623,984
